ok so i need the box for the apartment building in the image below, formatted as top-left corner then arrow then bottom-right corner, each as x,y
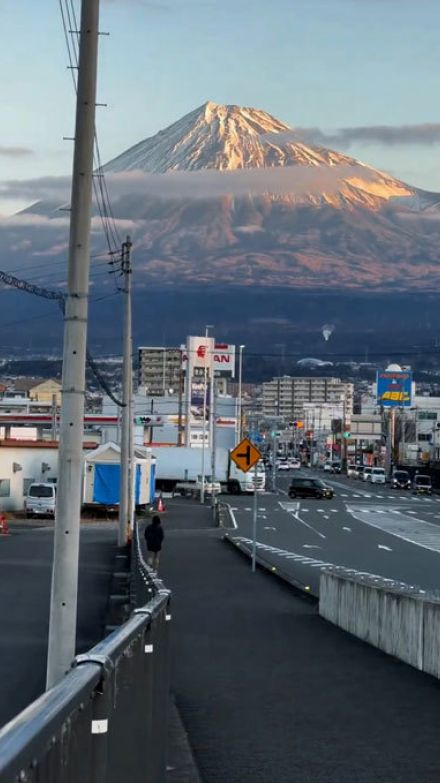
138,347 -> 183,396
262,376 -> 353,421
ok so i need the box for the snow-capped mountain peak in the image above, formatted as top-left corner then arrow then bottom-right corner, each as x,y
104,100 -> 365,174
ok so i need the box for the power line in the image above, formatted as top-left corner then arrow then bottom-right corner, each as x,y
61,0 -> 122,254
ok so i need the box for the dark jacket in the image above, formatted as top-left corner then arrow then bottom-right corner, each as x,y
144,517 -> 164,552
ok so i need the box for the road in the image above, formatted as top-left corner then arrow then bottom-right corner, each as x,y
226,468 -> 440,595
0,524 -> 116,728
162,495 -> 440,783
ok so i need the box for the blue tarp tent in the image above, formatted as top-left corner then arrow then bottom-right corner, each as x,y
93,463 -> 142,505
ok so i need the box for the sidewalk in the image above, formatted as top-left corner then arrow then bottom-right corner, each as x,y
161,505 -> 440,783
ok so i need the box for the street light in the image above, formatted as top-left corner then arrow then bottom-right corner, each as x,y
237,344 -> 245,441
200,324 -> 214,504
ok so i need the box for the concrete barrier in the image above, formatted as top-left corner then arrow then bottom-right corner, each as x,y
319,568 -> 438,675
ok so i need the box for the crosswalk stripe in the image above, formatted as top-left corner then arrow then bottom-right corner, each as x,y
346,507 -> 440,554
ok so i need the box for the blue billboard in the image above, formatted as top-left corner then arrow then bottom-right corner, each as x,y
376,370 -> 412,408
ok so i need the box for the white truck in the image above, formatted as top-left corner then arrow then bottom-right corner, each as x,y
153,446 -> 265,495
226,457 -> 266,494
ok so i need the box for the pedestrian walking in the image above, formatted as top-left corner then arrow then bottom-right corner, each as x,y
144,515 -> 164,571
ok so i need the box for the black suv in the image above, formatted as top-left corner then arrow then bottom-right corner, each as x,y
391,470 -> 411,490
288,478 -> 334,499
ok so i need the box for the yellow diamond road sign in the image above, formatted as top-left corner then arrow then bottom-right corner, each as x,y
230,437 -> 262,473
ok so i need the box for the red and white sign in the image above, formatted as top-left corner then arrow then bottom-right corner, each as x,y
181,338 -> 235,378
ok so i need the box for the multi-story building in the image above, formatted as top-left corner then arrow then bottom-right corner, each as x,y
138,347 -> 183,396
262,376 -> 353,421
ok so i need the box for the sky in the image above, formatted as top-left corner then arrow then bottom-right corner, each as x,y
1,0 -> 440,213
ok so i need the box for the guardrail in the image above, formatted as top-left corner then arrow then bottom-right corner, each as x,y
0,522 -> 171,783
319,567 -> 440,677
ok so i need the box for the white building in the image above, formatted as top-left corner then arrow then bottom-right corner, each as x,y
138,346 -> 183,396
0,439 -> 95,512
262,376 -> 353,421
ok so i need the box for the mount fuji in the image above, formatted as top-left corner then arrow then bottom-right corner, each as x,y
2,101 -> 440,352
98,100 -> 440,291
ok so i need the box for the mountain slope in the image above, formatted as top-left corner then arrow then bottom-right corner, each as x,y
5,101 -> 440,293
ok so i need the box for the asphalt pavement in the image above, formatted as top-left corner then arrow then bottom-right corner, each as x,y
226,469 -> 440,595
161,501 -> 440,783
0,524 -> 117,728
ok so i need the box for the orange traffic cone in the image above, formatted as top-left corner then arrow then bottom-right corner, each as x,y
0,514 -> 10,536
157,494 -> 166,513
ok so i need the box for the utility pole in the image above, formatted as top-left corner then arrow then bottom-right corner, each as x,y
251,461 -> 258,572
210,376 -> 217,515
238,344 -> 245,441
272,432 -> 277,492
200,325 -> 213,505
177,349 -> 184,446
51,393 -> 57,441
118,237 -> 133,547
46,0 -> 101,689
128,330 -> 135,534
185,341 -> 192,447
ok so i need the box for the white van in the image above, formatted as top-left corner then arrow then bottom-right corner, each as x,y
370,467 -> 386,485
25,483 -> 56,518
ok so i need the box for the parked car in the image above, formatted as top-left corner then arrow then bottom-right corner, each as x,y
369,467 -> 386,485
323,460 -> 341,473
277,461 -> 290,471
346,463 -> 357,478
287,458 -> 301,470
413,474 -> 432,495
391,470 -> 411,490
288,477 -> 334,499
354,465 -> 365,480
362,467 -> 373,482
24,482 -> 57,518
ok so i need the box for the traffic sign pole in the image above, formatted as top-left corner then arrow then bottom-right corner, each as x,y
252,461 -> 258,572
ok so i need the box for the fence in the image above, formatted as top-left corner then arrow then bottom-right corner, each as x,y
320,567 -> 440,678
0,522 -> 171,783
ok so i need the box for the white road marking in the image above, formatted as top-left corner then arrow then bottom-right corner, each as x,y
342,526 -> 352,532
330,509 -> 338,513
341,493 -> 348,497
226,505 -> 238,529
323,515 -> 329,520
279,501 -> 326,539
232,537 -> 416,584
263,526 -> 276,531
347,504 -> 440,554
303,544 -> 321,549
378,545 -> 392,551
245,507 -> 252,512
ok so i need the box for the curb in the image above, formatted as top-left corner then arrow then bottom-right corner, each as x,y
166,696 -> 203,783
221,529 -> 319,602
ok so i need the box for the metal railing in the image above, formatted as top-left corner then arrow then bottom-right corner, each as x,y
0,522 -> 171,783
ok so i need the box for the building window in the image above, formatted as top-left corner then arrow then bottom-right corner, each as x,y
418,411 -> 437,421
0,479 -> 10,497
23,478 -> 35,495
418,433 -> 432,442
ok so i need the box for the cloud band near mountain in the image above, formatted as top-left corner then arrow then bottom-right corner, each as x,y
265,124 -> 440,148
0,146 -> 33,158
